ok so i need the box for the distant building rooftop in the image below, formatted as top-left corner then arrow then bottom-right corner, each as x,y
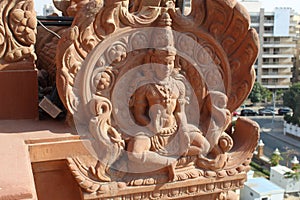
245,177 -> 284,196
271,165 -> 293,175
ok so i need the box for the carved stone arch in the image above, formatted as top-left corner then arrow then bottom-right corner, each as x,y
72,26 -> 233,137
56,0 -> 260,199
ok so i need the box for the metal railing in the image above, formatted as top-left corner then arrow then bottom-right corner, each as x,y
37,16 -> 73,26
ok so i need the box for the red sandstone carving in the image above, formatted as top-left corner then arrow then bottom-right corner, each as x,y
56,0 -> 260,199
0,0 -> 36,70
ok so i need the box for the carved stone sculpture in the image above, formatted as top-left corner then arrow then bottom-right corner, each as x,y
0,0 -> 36,70
53,0 -> 90,17
0,0 -> 38,119
56,0 -> 260,199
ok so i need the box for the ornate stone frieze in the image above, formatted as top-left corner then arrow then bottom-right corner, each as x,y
0,0 -> 36,70
56,0 -> 260,199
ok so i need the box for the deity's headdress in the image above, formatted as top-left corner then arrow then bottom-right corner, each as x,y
150,3 -> 176,57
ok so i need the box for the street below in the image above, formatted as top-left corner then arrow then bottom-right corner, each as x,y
245,116 -> 300,166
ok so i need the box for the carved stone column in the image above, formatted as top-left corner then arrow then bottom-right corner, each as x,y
0,0 -> 38,119
257,139 -> 265,158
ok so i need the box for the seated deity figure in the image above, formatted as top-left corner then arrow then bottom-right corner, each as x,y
127,49 -> 211,181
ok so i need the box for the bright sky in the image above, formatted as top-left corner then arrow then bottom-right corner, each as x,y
34,0 -> 300,16
257,0 -> 300,12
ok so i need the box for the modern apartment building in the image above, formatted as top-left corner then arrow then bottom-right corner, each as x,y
235,1 -> 300,90
183,0 -> 300,91
293,15 -> 300,83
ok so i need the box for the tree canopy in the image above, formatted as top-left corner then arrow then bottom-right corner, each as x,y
249,82 -> 272,103
283,83 -> 300,125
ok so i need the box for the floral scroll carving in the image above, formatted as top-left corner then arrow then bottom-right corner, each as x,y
56,0 -> 260,199
0,0 -> 36,70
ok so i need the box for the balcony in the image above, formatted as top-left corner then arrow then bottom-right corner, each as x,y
261,64 -> 293,68
263,41 -> 280,44
264,20 -> 274,24
262,71 -> 292,75
262,62 -> 293,65
262,54 -> 294,58
263,43 -> 297,48
250,23 -> 259,27
263,84 -> 290,89
261,74 -> 292,79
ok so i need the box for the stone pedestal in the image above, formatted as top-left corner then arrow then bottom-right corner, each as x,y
0,70 -> 38,119
257,140 -> 265,158
0,0 -> 38,119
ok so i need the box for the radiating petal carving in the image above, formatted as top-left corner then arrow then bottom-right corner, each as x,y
0,0 -> 36,67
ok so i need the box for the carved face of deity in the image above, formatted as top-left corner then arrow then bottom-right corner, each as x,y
151,54 -> 175,81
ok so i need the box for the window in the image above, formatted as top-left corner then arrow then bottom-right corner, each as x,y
262,79 -> 268,85
273,58 -> 279,63
264,16 -> 273,21
274,48 -> 280,54
251,16 -> 259,23
261,197 -> 268,200
264,38 -> 271,43
272,68 -> 278,74
263,69 -> 269,75
264,27 -> 273,33
263,48 -> 270,54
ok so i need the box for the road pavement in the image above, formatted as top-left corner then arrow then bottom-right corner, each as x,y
243,116 -> 300,166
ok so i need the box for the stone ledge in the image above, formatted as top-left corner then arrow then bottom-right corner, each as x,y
0,120 -> 75,200
0,135 -> 36,200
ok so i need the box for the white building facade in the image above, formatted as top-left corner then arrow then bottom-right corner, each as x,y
239,1 -> 300,90
240,177 -> 285,200
184,0 -> 300,90
270,165 -> 300,193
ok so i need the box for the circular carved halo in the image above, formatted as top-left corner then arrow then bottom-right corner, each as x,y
72,27 -> 231,157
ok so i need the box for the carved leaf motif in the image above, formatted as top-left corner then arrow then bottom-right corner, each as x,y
10,9 -> 24,23
107,43 -> 127,63
94,68 -> 115,94
177,33 -> 196,57
9,1 -> 37,46
81,27 -> 97,52
0,24 -> 5,57
0,0 -> 36,65
130,32 -> 148,50
204,0 -> 235,39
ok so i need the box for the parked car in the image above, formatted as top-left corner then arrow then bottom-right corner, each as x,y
240,109 -> 258,116
278,107 -> 292,115
265,106 -> 276,112
232,111 -> 239,116
258,108 -> 276,116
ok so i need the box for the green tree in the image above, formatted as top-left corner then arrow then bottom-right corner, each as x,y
270,150 -> 283,166
276,89 -> 284,101
249,82 -> 272,103
261,87 -> 272,102
249,82 -> 261,103
283,83 -> 300,125
284,164 -> 300,181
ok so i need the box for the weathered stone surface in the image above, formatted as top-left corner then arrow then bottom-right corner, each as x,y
0,0 -> 38,119
0,119 -> 75,200
0,0 -> 36,70
55,0 -> 260,199
0,0 -> 260,199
